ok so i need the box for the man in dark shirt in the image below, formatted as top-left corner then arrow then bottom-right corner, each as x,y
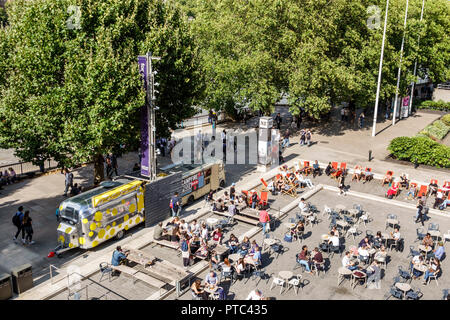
428,182 -> 438,197
274,113 -> 282,130
230,183 -> 236,200
312,247 -> 323,273
170,192 -> 181,217
325,162 -> 333,176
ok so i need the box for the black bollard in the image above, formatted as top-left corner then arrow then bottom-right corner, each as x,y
414,158 -> 419,169
368,150 -> 372,162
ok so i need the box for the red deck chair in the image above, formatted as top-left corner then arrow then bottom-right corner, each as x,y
331,162 -> 338,170
430,179 -> 438,185
261,178 -> 269,191
340,162 -> 347,171
259,191 -> 269,208
303,161 -> 312,175
417,185 -> 428,198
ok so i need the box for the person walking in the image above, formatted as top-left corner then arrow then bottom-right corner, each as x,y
274,113 -> 282,130
358,113 -> 365,129
282,129 -> 290,148
63,169 -> 74,197
299,129 -> 306,146
415,201 -> 425,226
259,209 -> 271,236
13,206 -> 25,243
338,174 -> 347,196
305,129 -> 312,146
111,153 -> 118,176
170,192 -> 181,217
22,211 -> 34,245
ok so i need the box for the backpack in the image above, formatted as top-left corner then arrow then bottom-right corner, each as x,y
12,212 -> 21,227
181,240 -> 189,252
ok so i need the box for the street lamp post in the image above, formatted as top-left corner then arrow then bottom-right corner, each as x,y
408,0 -> 426,115
392,0 -> 409,126
372,0 -> 390,137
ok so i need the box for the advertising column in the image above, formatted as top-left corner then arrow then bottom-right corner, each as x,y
257,117 -> 273,172
138,56 -> 150,177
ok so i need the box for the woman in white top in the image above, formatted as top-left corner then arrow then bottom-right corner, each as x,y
234,258 -> 246,277
200,223 -> 209,240
352,165 -> 361,182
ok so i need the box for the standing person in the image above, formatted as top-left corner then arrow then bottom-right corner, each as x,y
221,129 -> 227,144
299,129 -> 306,146
259,209 -> 271,236
22,211 -> 34,245
274,113 -> 282,130
338,174 -> 346,196
62,169 -> 74,197
12,206 -> 25,243
105,155 -> 113,179
340,107 -> 345,121
282,129 -> 290,148
180,236 -> 191,268
415,201 -> 425,226
358,113 -> 365,129
110,153 -> 118,176
305,129 -> 312,146
170,192 -> 181,217
208,109 -> 213,124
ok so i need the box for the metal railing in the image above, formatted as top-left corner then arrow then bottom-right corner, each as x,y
0,159 -> 59,177
437,83 -> 450,90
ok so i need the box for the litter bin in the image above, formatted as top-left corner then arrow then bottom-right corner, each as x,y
0,273 -> 13,300
11,263 -> 33,295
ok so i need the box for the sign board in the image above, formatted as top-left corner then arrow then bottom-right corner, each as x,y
259,117 -> 273,129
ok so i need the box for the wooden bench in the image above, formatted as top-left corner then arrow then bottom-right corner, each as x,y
152,239 -> 180,250
211,210 -> 259,225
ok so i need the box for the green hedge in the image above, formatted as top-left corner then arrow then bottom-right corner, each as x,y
442,114 -> 450,126
419,119 -> 450,140
388,136 -> 450,168
417,100 -> 450,111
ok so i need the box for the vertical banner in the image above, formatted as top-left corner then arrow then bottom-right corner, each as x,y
138,56 -> 150,177
401,96 -> 410,118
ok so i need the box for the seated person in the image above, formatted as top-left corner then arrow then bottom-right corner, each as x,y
312,160 -> 321,178
330,226 -> 340,238
153,222 -> 169,241
328,231 -> 340,248
237,194 -> 248,207
357,244 -> 370,263
266,180 -> 276,194
167,216 -> 180,227
374,245 -> 387,264
226,234 -> 239,253
386,184 -> 399,198
195,240 -> 210,259
209,250 -> 221,270
249,240 -> 260,255
248,246 -> 262,268
433,241 -> 445,261
439,198 -> 449,210
206,190 -> 214,203
291,221 -> 305,239
406,185 -> 417,199
296,172 -> 313,188
298,198 -> 309,213
363,167 -> 373,182
352,165 -> 362,182
70,183 -> 81,196
210,227 -> 223,244
204,270 -> 219,288
223,191 -> 230,201
428,181 -> 438,197
179,219 -> 189,232
381,172 -> 393,186
220,258 -> 233,274
325,162 -> 334,176
287,173 -> 300,187
234,258 -> 247,278
411,254 -> 424,279
191,279 -> 208,300
400,174 -> 409,189
372,231 -> 383,248
331,169 -> 343,179
422,233 -> 434,248
423,258 -> 440,285
387,228 -> 401,249
311,247 -> 324,270
358,236 -> 372,249
8,168 -> 17,183
297,245 -> 313,274
214,199 -> 225,212
342,251 -> 358,271
190,219 -> 201,236
238,237 -> 251,256
366,260 -> 381,284
250,190 -> 259,209
433,191 -> 445,209
170,225 -> 181,243
111,246 -> 129,275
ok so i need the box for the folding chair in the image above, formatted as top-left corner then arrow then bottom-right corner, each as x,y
340,162 -> 347,173
331,162 -> 338,170
259,191 -> 269,209
282,185 -> 297,197
417,185 -> 428,198
286,173 -> 300,188
260,178 -> 269,192
303,161 -> 312,176
363,167 -> 373,182
382,170 -> 394,186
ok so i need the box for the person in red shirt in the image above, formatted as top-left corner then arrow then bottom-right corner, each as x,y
259,210 -> 271,235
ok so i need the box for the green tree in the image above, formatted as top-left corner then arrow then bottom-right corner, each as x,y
0,0 -> 201,183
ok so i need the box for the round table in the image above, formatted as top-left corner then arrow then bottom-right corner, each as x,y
413,264 -> 428,273
279,270 -> 293,282
395,282 -> 411,299
204,285 -> 221,294
348,209 -> 359,217
228,253 -> 240,263
206,218 -> 219,230
284,223 -> 296,230
351,270 -> 367,289
264,238 -> 277,246
321,234 -> 330,241
335,204 -> 346,212
418,245 -> 432,253
302,211 -> 312,217
336,220 -> 348,229
386,219 -> 398,227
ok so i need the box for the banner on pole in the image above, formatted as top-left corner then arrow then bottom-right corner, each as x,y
138,56 -> 150,177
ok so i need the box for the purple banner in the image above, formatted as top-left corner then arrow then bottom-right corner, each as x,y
138,56 -> 150,177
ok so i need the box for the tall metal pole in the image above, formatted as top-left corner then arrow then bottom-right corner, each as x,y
372,0 -> 390,137
146,52 -> 160,181
408,0 -> 425,115
392,0 -> 409,125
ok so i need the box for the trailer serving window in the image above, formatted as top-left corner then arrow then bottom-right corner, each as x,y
61,206 -> 79,225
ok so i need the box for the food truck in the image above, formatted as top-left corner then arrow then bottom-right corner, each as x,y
160,159 -> 226,205
53,160 -> 225,256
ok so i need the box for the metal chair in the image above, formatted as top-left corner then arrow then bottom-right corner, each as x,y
295,230 -> 304,244
385,286 -> 403,300
219,270 -> 234,284
245,266 -> 269,286
427,270 -> 440,286
286,274 -> 304,295
406,288 -> 423,300
270,242 -> 288,259
191,290 -> 203,300
269,276 -> 286,294
415,228 -> 426,243
442,289 -> 449,300
428,223 -> 439,232
346,226 -> 359,240
323,205 -> 332,218
99,262 -> 112,282
398,266 -> 412,283
358,212 -> 371,226
328,245 -> 341,258
407,245 -> 420,258
312,261 -> 326,277
365,230 -> 374,240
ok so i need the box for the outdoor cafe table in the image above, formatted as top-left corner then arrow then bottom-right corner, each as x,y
123,248 -> 156,268
351,270 -> 367,289
428,230 -> 441,241
418,245 -> 432,254
228,253 -> 240,263
206,217 -> 219,230
337,267 -> 353,286
284,223 -> 296,231
386,219 -> 399,228
413,264 -> 428,274
263,238 -> 278,251
321,234 -> 330,242
336,220 -> 349,229
381,233 -> 390,246
335,204 -> 346,212
302,211 -> 312,217
278,270 -> 293,291
348,209 -> 359,217
204,285 -> 221,294
395,282 -> 411,299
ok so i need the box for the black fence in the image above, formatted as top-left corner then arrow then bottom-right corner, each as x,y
0,159 -> 59,177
